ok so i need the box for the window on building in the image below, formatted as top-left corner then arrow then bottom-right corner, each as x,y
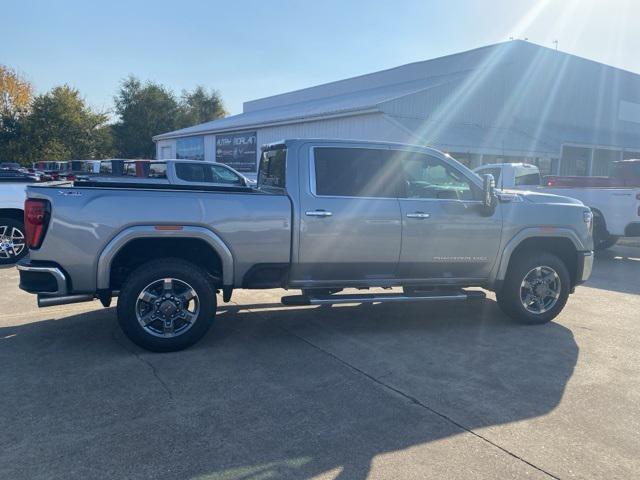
176,136 -> 205,161
560,146 -> 591,176
314,147 -> 399,198
622,151 -> 640,160
592,149 -> 621,176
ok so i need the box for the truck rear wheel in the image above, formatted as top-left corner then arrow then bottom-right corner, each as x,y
0,217 -> 27,265
117,259 -> 217,352
496,252 -> 570,325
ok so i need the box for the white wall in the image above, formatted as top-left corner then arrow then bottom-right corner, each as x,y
156,139 -> 176,159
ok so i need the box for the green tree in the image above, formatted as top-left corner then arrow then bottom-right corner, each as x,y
19,85 -> 113,163
112,76 -> 181,158
112,77 -> 227,158
179,85 -> 226,126
0,65 -> 33,162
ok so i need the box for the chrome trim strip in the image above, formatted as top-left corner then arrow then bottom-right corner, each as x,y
307,293 -> 469,305
17,263 -> 68,296
580,251 -> 594,282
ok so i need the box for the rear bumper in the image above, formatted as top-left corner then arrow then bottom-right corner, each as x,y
575,251 -> 594,285
624,222 -> 640,237
17,259 -> 68,295
17,259 -> 94,307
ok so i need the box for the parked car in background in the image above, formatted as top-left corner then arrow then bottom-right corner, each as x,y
474,162 -> 640,250
0,173 -> 37,265
545,159 -> 640,188
77,159 -> 253,187
18,139 -> 593,352
474,162 -> 542,189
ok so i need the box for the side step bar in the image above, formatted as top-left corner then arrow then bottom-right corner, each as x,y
281,289 -> 486,306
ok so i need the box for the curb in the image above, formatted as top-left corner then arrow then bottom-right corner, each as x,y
618,238 -> 640,248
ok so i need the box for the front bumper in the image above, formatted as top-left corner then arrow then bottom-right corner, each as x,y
575,251 -> 594,285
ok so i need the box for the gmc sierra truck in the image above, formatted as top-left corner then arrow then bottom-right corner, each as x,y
18,139 -> 594,352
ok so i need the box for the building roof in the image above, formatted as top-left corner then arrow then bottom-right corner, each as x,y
155,40 -> 640,150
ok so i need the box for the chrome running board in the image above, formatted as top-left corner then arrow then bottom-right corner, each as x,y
281,289 -> 485,306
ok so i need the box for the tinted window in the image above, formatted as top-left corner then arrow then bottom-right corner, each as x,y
396,151 -> 476,200
175,163 -> 243,185
515,172 -> 541,186
314,147 -> 399,198
210,165 -> 242,184
258,148 -> 286,191
175,163 -> 207,182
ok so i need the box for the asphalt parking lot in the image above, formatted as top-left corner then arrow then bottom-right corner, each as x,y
1,246 -> 639,480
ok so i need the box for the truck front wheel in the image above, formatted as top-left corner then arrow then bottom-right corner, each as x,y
496,252 -> 570,325
117,259 -> 217,352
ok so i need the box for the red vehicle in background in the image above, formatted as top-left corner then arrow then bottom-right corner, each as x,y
545,159 -> 640,188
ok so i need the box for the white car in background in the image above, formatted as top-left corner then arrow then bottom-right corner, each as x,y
474,162 -> 640,250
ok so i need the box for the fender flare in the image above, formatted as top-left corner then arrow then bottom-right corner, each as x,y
491,227 -> 586,284
96,225 -> 234,289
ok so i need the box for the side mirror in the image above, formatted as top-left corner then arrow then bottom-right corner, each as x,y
482,174 -> 496,213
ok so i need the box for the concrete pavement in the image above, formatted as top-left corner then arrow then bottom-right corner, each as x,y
0,246 -> 639,479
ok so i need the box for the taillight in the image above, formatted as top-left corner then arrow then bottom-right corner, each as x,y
24,199 -> 50,249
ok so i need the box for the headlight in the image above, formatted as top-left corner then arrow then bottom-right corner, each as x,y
583,210 -> 593,232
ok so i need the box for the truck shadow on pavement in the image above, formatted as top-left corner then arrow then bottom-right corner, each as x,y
0,298 -> 577,480
587,245 -> 640,295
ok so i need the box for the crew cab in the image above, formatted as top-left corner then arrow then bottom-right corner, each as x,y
474,162 -> 640,250
18,139 -> 594,352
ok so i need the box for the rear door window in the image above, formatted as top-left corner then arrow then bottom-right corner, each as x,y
313,147 -> 399,198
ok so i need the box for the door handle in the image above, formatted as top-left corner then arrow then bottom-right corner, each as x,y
306,210 -> 333,217
406,212 -> 430,219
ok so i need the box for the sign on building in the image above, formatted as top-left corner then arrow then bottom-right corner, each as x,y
215,131 -> 257,172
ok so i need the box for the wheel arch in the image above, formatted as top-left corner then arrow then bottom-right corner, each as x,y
0,208 -> 25,223
493,228 -> 584,288
97,226 -> 234,290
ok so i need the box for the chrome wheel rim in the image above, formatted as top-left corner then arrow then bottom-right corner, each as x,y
520,266 -> 561,314
135,278 -> 200,338
0,225 -> 26,260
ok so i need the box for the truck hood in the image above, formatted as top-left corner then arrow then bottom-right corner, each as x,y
502,189 -> 584,206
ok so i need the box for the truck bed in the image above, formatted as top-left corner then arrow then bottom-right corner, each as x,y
26,183 -> 293,291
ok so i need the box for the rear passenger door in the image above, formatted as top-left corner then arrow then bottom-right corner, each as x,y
294,146 -> 402,283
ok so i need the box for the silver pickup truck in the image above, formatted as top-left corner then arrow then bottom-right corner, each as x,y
18,139 -> 594,352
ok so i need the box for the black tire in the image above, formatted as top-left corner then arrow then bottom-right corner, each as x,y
595,234 -> 619,251
496,252 -> 570,325
117,258 -> 217,352
593,213 -> 618,251
0,217 -> 28,266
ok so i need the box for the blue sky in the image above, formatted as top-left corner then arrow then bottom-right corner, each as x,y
3,0 -> 640,116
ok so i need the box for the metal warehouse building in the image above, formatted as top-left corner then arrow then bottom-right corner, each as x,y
154,40 -> 640,179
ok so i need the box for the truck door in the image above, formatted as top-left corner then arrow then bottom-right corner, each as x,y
294,145 -> 402,283
395,150 -> 502,281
